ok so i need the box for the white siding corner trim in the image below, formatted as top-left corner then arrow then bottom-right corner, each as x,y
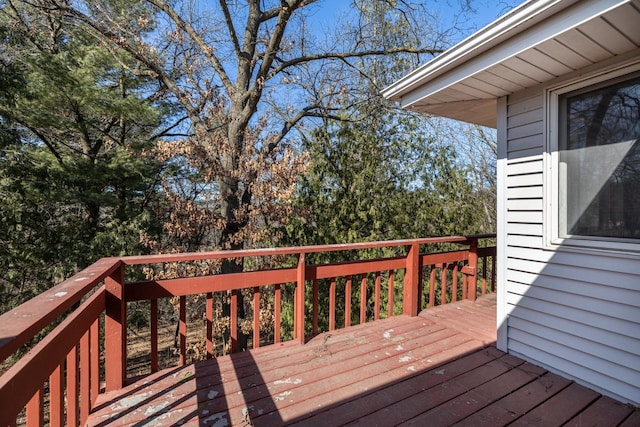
496,96 -> 509,352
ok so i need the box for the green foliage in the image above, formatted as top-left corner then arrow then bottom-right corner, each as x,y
0,2 -> 165,313
0,141 -> 160,313
284,109 -> 483,248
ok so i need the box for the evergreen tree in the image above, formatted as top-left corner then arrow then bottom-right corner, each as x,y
286,109 -> 482,248
0,2 -> 165,313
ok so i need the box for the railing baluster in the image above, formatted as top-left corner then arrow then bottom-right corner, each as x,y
467,237 -> 479,301
274,284 -> 281,343
151,298 -> 159,369
360,275 -> 367,324
345,276 -> 352,328
387,270 -> 395,317
205,293 -> 213,358
90,318 -> 99,406
374,272 -> 381,320
49,362 -> 64,427
491,255 -> 497,292
312,279 -> 319,335
293,285 -> 298,340
429,265 -> 437,308
417,264 -> 423,311
80,330 -> 90,423
230,290 -> 238,353
329,278 -> 336,331
440,263 -> 447,306
66,344 -> 78,427
179,296 -> 186,364
482,256 -> 488,295
451,262 -> 458,302
462,265 -> 468,300
26,386 -> 43,427
253,287 -> 260,348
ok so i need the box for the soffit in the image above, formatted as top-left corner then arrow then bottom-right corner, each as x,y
383,0 -> 640,128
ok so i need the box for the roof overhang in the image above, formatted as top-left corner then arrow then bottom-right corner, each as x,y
382,0 -> 640,128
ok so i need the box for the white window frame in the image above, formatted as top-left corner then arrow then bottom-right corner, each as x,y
546,60 -> 640,253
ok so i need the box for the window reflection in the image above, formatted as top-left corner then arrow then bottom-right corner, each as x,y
559,76 -> 640,239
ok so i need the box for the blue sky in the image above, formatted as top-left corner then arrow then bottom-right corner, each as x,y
308,0 -> 525,46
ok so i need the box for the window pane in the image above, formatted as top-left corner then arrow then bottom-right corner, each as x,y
559,76 -> 640,240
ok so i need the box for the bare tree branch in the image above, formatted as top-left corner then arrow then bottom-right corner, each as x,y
146,0 -> 235,96
269,46 -> 442,79
218,0 -> 242,59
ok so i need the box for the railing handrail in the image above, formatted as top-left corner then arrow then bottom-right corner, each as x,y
118,235 -> 492,265
0,258 -> 122,364
0,288 -> 106,426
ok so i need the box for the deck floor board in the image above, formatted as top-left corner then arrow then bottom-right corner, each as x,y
87,294 -> 639,426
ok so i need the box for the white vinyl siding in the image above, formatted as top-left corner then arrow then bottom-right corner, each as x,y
502,82 -> 640,405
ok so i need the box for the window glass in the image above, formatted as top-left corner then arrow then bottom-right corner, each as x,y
559,76 -> 640,240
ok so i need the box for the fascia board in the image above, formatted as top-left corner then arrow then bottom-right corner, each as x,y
382,0 -> 627,105
382,0 -> 565,100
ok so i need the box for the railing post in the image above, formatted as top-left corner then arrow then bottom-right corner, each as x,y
403,243 -> 420,316
105,261 -> 126,391
466,237 -> 478,301
295,252 -> 306,344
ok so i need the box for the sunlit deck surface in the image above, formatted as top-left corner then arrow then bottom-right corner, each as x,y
87,294 -> 638,426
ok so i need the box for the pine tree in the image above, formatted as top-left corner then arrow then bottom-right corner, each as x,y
0,2 -> 165,313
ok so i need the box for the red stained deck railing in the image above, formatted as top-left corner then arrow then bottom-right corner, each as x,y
0,235 -> 495,426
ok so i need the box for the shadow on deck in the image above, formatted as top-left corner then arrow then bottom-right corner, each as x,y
87,295 -> 638,426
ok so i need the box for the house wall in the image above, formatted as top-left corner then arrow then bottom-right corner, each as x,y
499,79 -> 640,405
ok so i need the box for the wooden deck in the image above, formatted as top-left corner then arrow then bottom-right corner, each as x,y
87,294 -> 638,426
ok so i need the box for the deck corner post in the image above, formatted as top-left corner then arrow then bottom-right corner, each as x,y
403,243 -> 420,316
105,261 -> 126,391
295,252 -> 306,344
467,237 -> 478,301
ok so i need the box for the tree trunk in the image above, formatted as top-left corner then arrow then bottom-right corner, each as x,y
218,119 -> 251,350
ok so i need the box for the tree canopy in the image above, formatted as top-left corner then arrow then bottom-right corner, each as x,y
0,1 -> 503,354
0,1 -> 166,311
